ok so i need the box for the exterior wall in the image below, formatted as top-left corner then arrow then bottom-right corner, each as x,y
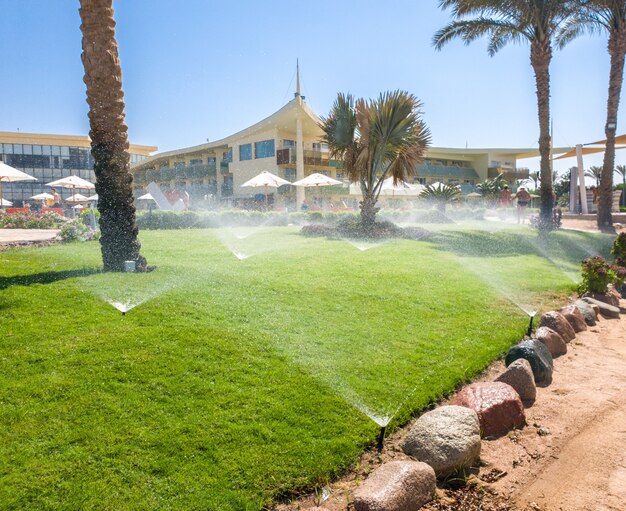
0,132 -> 156,204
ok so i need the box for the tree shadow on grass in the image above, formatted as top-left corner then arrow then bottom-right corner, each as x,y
0,268 -> 102,291
431,230 -> 540,258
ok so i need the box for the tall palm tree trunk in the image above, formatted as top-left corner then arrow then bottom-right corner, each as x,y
598,30 -> 626,233
531,41 -> 554,228
79,0 -> 143,272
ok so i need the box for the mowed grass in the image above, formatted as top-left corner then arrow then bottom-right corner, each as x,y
0,225 -> 614,509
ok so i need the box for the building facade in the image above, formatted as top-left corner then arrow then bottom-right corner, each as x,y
0,132 -> 156,203
131,94 -> 541,209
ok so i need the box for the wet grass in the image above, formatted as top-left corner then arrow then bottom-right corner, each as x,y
0,225 -> 613,509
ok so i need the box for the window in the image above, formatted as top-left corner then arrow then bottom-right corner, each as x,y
284,168 -> 296,180
223,147 -> 233,163
312,142 -> 328,152
283,139 -> 296,148
254,139 -> 275,159
190,159 -> 203,166
239,143 -> 252,161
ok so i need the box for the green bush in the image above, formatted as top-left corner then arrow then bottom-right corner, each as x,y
0,211 -> 66,229
578,255 -> 625,294
611,232 -> 626,267
79,208 -> 100,227
59,220 -> 99,242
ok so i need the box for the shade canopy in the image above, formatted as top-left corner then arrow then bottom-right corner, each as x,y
465,192 -> 482,198
137,193 -> 155,200
0,198 -> 13,206
241,171 -> 291,188
46,175 -> 95,189
30,192 -> 54,200
380,176 -> 415,191
292,173 -> 342,187
87,194 -> 99,201
64,193 -> 90,203
0,162 -> 37,183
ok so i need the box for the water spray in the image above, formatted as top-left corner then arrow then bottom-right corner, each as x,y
527,310 -> 537,337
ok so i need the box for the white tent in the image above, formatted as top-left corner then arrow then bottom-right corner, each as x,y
0,161 -> 37,207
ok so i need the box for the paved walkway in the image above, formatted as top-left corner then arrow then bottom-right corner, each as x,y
0,229 -> 59,244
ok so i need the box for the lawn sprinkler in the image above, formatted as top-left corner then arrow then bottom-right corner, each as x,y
376,425 -> 386,452
527,310 -> 537,337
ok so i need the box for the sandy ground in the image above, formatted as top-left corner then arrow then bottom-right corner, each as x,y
0,228 -> 59,244
280,297 -> 626,511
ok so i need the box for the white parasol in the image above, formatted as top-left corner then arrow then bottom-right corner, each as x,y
0,161 -> 37,208
241,171 -> 291,206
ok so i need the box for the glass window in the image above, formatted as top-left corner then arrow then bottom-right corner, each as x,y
254,139 -> 275,159
239,143 -> 252,161
42,145 -> 51,156
284,168 -> 296,180
2,144 -> 11,154
23,145 -> 32,155
52,146 -> 61,156
13,144 -> 23,155
223,147 -> 233,163
190,159 -> 203,165
61,146 -> 70,157
32,145 -> 42,155
283,139 -> 296,148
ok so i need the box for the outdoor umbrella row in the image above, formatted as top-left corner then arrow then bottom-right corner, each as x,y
240,171 -> 343,206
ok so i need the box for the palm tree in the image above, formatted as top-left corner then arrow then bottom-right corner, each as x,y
320,91 -> 431,226
585,165 -> 603,186
557,1 -> 626,232
420,184 -> 461,212
616,163 -> 626,207
528,170 -> 541,190
434,0 -> 577,229
79,0 -> 144,272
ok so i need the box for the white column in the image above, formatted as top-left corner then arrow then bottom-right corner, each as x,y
296,115 -> 305,208
576,144 -> 588,214
569,167 -> 578,213
215,152 -> 223,202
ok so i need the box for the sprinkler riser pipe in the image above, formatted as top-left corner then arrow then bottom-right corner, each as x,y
527,315 -> 534,337
377,426 -> 386,452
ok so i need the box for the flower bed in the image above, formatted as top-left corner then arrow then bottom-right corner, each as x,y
0,211 -> 67,229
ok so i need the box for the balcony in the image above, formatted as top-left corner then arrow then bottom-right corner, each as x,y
417,163 -> 479,179
488,167 -> 530,180
276,148 -> 331,167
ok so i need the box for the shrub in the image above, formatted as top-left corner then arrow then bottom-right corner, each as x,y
578,255 -> 626,294
301,217 -> 430,241
79,208 -> 100,227
0,211 -> 66,229
59,220 -> 98,242
611,232 -> 626,267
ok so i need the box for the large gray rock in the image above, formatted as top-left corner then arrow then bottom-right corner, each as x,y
402,406 -> 481,476
353,460 -> 435,511
495,358 -> 537,402
585,290 -> 621,307
559,305 -> 587,332
534,326 -> 567,357
539,311 -> 576,342
582,296 -> 621,319
574,300 -> 597,326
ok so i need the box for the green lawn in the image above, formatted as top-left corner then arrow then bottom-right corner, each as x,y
0,225 -> 614,510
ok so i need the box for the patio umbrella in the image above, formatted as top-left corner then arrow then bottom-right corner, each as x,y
31,192 -> 54,201
380,177 -> 417,197
0,161 -> 37,208
46,175 -> 95,217
64,193 -> 90,203
292,172 -> 342,208
87,194 -> 99,201
0,198 -> 13,206
241,171 -> 291,206
137,193 -> 154,200
466,192 -> 482,198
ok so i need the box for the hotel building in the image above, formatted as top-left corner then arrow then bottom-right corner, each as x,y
0,132 -> 156,204
130,84 -> 539,209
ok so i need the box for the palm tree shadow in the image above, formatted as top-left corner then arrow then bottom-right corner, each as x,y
0,268 -> 102,291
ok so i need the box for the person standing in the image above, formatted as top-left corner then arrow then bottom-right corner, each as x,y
516,187 -> 531,224
499,185 -> 512,208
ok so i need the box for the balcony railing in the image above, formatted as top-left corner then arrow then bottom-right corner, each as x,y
276,148 -> 332,167
488,167 -> 530,180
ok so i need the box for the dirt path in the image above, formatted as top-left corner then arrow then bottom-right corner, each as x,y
481,303 -> 626,511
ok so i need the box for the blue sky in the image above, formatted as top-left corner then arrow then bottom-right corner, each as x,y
1,0 -> 622,177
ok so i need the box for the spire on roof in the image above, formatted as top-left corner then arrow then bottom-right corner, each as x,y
294,60 -> 305,100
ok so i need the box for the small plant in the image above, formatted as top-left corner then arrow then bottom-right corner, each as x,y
59,220 -> 99,242
578,255 -> 626,294
611,232 -> 626,267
